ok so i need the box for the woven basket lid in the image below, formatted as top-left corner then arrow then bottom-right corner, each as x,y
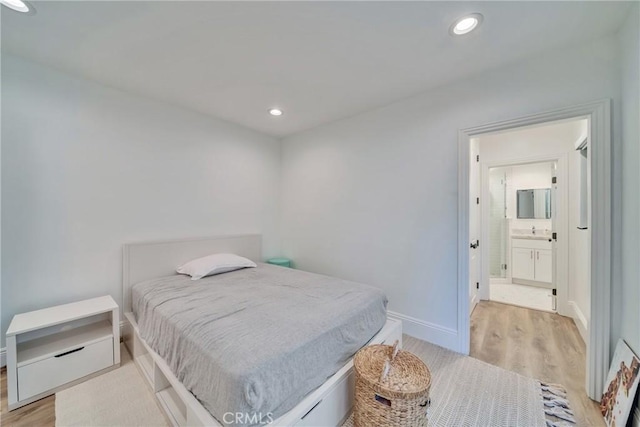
354,344 -> 431,399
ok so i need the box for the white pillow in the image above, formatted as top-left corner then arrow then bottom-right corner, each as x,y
176,253 -> 256,280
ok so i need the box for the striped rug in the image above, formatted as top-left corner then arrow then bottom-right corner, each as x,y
343,335 -> 574,427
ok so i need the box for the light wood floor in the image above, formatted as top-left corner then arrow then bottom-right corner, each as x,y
1,367 -> 55,427
1,301 -> 602,427
471,300 -> 603,426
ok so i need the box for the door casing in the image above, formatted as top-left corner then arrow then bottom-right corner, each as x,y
469,138 -> 480,313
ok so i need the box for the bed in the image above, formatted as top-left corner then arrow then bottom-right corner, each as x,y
122,235 -> 402,427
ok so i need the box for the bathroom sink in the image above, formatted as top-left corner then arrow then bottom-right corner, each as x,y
511,229 -> 552,240
511,235 -> 552,241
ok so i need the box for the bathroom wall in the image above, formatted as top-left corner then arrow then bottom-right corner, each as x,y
505,162 -> 554,234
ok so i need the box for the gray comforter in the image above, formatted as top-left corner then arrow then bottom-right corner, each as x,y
132,263 -> 387,426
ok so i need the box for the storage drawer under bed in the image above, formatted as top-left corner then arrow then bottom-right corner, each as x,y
294,369 -> 355,427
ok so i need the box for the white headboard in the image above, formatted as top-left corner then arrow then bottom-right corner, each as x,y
122,234 -> 261,313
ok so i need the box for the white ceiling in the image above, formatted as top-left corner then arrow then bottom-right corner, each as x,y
1,1 -> 631,137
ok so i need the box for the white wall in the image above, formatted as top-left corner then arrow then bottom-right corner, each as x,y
505,162 -> 554,230
478,120 -> 582,161
1,55 -> 282,347
617,3 -> 640,363
507,163 -> 553,191
617,6 -> 640,421
280,36 -> 621,350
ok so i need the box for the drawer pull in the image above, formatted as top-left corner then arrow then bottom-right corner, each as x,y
54,347 -> 85,358
301,400 -> 323,419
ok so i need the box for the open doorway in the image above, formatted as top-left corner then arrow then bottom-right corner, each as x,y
471,118 -> 590,323
487,161 -> 557,313
458,100 -> 612,408
466,117 -> 598,424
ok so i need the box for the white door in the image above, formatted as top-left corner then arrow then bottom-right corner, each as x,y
512,248 -> 535,280
469,139 -> 481,313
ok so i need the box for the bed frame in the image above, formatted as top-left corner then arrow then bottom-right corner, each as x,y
122,234 -> 402,427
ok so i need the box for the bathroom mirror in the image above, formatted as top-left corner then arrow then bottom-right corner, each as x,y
517,188 -> 551,219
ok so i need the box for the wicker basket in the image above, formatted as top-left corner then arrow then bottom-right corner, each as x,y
353,341 -> 431,427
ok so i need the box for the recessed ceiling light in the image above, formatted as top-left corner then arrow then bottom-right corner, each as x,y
269,108 -> 283,116
0,0 -> 30,13
450,13 -> 483,36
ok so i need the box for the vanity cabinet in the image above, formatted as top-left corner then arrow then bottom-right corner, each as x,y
534,249 -> 553,283
512,247 -> 536,281
511,238 -> 552,284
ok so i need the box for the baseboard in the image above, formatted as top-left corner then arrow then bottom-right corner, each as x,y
568,301 -> 588,345
470,294 -> 479,315
387,310 -> 458,352
633,406 -> 640,427
120,319 -> 130,343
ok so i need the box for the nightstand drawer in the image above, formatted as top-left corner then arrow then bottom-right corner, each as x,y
18,337 -> 113,401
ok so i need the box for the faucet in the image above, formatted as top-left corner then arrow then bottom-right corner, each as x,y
532,225 -> 536,235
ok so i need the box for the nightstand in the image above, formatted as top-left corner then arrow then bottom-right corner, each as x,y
6,295 -> 120,410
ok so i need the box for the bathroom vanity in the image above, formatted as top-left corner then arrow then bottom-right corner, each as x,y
511,235 -> 553,286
